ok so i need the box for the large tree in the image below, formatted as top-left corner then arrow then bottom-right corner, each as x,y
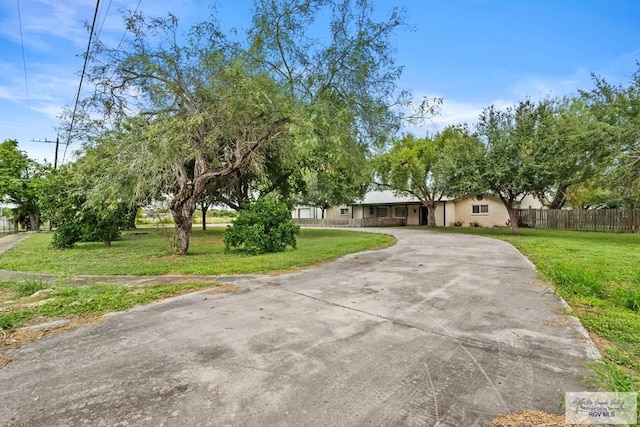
375,126 -> 484,228
76,1 -> 407,255
539,96 -> 616,209
475,100 -> 555,234
375,134 -> 446,227
582,65 -> 640,204
250,0 -> 407,214
0,140 -> 42,230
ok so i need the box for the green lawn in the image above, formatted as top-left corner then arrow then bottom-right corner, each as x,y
0,228 -> 395,276
435,226 -> 640,398
0,279 -> 217,330
0,227 -> 394,339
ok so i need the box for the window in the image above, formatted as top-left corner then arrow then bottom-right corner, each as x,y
394,207 -> 407,217
376,207 -> 388,217
340,208 -> 349,216
369,207 -> 375,216
472,204 -> 489,214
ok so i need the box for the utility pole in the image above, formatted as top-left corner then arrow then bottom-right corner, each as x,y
31,137 -> 64,168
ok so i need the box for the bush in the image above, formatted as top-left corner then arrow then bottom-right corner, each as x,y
50,222 -> 83,249
224,199 -> 299,255
50,205 -> 128,249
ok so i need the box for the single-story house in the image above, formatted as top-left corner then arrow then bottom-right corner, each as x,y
293,190 -> 543,227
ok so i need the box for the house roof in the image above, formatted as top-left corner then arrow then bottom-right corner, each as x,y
354,190 -> 449,206
349,190 -> 541,207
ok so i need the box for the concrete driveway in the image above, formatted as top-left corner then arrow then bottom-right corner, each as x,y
1,229 -> 598,426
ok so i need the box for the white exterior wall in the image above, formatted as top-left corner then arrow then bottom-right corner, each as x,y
292,206 -> 323,219
520,194 -> 545,209
454,196 -> 509,227
443,202 -> 457,227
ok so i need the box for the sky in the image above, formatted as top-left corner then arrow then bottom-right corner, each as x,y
0,0 -> 639,164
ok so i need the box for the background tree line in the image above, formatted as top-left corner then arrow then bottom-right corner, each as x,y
376,67 -> 640,234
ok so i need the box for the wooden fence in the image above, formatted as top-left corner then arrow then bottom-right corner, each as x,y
293,218 -> 407,228
516,208 -> 640,233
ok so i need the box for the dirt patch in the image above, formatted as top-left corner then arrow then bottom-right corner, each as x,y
263,282 -> 281,287
0,315 -> 103,369
0,287 -> 16,301
544,316 -> 570,328
1,315 -> 104,350
0,353 -> 12,367
528,280 -> 554,289
587,331 -> 613,354
492,410 -> 572,427
0,283 -> 243,368
205,283 -> 249,295
573,305 -> 597,316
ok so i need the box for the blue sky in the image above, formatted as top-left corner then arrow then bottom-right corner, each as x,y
1,0 -> 639,163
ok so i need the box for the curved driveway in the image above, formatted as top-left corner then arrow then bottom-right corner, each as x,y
1,229 -> 598,426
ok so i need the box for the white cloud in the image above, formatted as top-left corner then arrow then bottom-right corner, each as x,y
401,63 -> 629,137
507,68 -> 592,101
0,85 -> 27,102
401,94 -> 513,136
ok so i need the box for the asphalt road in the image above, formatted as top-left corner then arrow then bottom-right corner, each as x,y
0,228 -> 599,426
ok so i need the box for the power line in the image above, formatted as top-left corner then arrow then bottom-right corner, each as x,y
63,0 -> 143,164
116,0 -> 142,51
63,0 -> 101,165
95,0 -> 113,41
16,0 -> 33,138
32,137 -> 65,169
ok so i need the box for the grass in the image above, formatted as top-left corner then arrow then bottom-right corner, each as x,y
0,228 -> 395,276
0,227 -> 393,354
0,278 -> 217,331
434,227 -> 640,402
0,280 -> 218,340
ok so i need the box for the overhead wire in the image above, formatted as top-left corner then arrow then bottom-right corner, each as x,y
104,0 -> 142,130
16,0 -> 33,139
62,0 -> 101,165
116,0 -> 142,51
95,0 -> 113,41
63,0 -> 143,162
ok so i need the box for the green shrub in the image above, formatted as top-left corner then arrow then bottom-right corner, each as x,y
51,222 -> 83,249
41,167 -> 129,249
224,199 -> 299,255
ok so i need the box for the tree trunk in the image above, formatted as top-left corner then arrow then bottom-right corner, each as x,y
549,183 -> 569,209
170,192 -> 198,255
127,206 -> 138,229
28,212 -> 40,231
201,204 -> 208,231
505,205 -> 521,235
426,202 -> 437,228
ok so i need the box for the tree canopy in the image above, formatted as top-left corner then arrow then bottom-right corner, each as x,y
0,140 -> 43,230
581,65 -> 640,206
68,0 -> 408,255
374,134 -> 446,227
